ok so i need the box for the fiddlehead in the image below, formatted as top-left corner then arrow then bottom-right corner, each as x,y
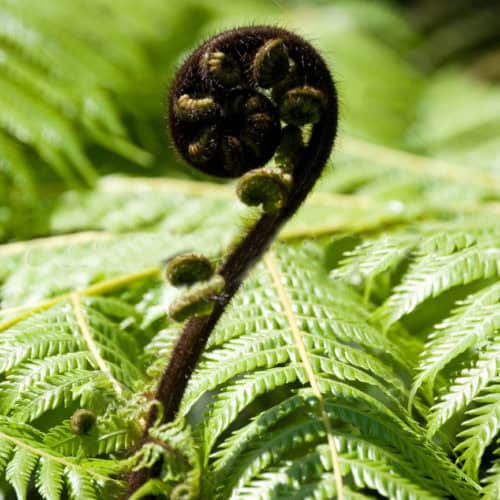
128,25 -> 338,497
70,408 -> 96,435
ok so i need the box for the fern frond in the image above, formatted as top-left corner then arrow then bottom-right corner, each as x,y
427,332 -> 500,437
9,369 -> 105,424
5,448 -> 38,500
234,438 -> 445,500
0,0 -> 192,190
66,468 -> 100,500
2,1 -> 500,497
36,458 -> 65,500
0,228 -> 231,310
155,245 -> 479,499
410,281 -> 500,418
44,413 -> 139,458
322,399 -> 474,498
376,233 -> 500,328
0,289 -> 153,433
0,416 -> 124,499
455,380 -> 500,480
0,352 -> 93,414
131,419 -> 201,498
333,233 -> 418,286
484,448 -> 500,500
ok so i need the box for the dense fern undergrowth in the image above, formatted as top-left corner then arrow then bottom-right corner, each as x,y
1,0 -> 500,498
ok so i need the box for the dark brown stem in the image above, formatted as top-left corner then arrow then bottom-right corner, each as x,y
127,26 -> 337,498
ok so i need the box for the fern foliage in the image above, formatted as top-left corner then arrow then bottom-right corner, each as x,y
1,0 -> 500,498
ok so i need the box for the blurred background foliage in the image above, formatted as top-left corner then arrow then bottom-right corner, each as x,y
0,0 -> 499,242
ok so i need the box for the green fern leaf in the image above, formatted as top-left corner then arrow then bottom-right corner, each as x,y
455,380 -> 500,480
5,448 -> 38,500
376,234 -> 500,328
483,450 -> 500,500
0,416 -> 124,498
427,332 -> 500,437
410,281 -> 500,420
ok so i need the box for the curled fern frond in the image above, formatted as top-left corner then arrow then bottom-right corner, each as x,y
129,24 -> 339,495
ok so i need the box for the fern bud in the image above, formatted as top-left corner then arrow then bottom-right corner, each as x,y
202,50 -> 242,88
168,275 -> 225,322
174,95 -> 221,122
171,483 -> 191,500
166,252 -> 214,287
70,408 -> 96,435
279,86 -> 326,126
236,167 -> 292,213
225,90 -> 281,174
221,135 -> 245,175
253,38 -> 290,88
271,66 -> 301,104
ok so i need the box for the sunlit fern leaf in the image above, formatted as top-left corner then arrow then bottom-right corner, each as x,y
321,150 -> 499,209
44,414 -> 139,458
0,294 -> 150,427
427,331 -> 500,437
455,380 -> 500,481
47,174 -> 431,246
203,245 -> 408,366
375,232 -> 500,329
66,469 -> 100,500
234,438 -> 444,500
0,308 -> 88,373
409,281 -> 500,420
0,352 -> 94,414
484,450 -> 500,500
36,458 -> 65,500
50,177 -> 245,236
332,233 -> 419,288
9,369 -> 107,424
324,411 -> 460,496
0,416 -> 124,499
0,229 -> 225,308
417,230 -> 482,255
210,394 -> 309,479
178,244 -> 412,428
5,448 -> 38,500
212,387 -> 474,498
149,244 -> 479,499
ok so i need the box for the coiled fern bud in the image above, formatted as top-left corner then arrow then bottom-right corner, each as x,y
168,26 -> 335,191
165,252 -> 214,287
70,408 -> 96,435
